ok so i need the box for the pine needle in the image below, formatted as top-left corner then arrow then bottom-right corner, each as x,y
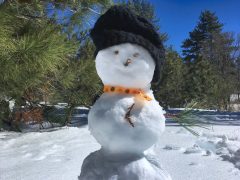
172,100 -> 212,136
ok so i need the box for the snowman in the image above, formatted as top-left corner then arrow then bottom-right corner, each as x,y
79,5 -> 172,180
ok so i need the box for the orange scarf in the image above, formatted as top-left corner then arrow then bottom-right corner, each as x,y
103,85 -> 152,101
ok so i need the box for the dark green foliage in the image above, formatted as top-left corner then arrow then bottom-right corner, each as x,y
156,47 -> 185,108
235,41 -> 240,99
0,2 -> 78,107
50,40 -> 102,124
42,105 -> 65,125
0,0 -> 110,130
182,10 -> 236,110
182,11 -> 223,102
182,10 -> 223,62
52,57 -> 102,124
200,32 -> 236,109
0,100 -> 11,129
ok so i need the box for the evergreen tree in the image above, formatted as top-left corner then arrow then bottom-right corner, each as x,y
182,10 -> 236,110
235,56 -> 240,101
182,10 -> 223,106
200,32 -> 236,109
47,0 -> 113,40
182,11 -> 223,62
232,34 -> 240,101
0,2 -> 78,106
51,40 -> 102,125
0,0 -> 111,128
156,47 -> 185,108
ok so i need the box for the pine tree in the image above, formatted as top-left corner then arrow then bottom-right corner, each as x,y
156,47 -> 185,108
202,32 -> 236,109
47,0 -> 113,40
182,11 -> 236,110
182,11 -> 223,61
182,10 -> 224,105
0,2 -> 78,106
234,35 -> 240,101
47,1 -> 112,124
0,0 -> 111,128
51,40 -> 102,125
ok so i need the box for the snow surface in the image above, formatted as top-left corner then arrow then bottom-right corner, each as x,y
1,125 -> 240,180
168,108 -> 217,112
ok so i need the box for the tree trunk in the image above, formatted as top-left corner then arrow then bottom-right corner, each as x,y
65,105 -> 74,126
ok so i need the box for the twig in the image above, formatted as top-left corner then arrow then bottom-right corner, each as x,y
125,103 -> 135,127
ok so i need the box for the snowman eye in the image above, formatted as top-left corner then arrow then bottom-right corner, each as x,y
133,53 -> 139,57
114,50 -> 119,55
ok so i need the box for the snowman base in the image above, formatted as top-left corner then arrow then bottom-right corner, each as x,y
79,148 -> 172,180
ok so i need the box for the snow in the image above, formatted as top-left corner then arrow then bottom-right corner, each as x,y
0,126 -> 100,180
1,125 -> 240,180
79,149 -> 171,180
168,108 -> 217,112
74,107 -> 89,110
152,125 -> 240,180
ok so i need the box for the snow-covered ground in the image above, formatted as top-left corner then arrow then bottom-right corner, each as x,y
0,125 -> 240,180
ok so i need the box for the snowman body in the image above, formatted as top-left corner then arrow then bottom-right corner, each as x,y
79,149 -> 171,180
89,91 -> 165,154
79,43 -> 171,180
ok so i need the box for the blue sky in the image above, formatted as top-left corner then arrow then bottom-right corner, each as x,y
148,0 -> 240,52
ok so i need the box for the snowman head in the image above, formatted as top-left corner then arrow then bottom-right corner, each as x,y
95,43 -> 155,89
90,6 -> 165,85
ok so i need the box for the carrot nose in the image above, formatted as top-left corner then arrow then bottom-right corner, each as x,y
124,59 -> 132,66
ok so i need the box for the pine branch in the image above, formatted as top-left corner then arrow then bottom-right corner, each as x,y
172,100 -> 212,136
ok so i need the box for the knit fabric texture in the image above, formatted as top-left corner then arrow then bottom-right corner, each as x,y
90,5 -> 165,83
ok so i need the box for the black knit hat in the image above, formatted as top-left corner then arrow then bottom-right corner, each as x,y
90,5 -> 165,84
